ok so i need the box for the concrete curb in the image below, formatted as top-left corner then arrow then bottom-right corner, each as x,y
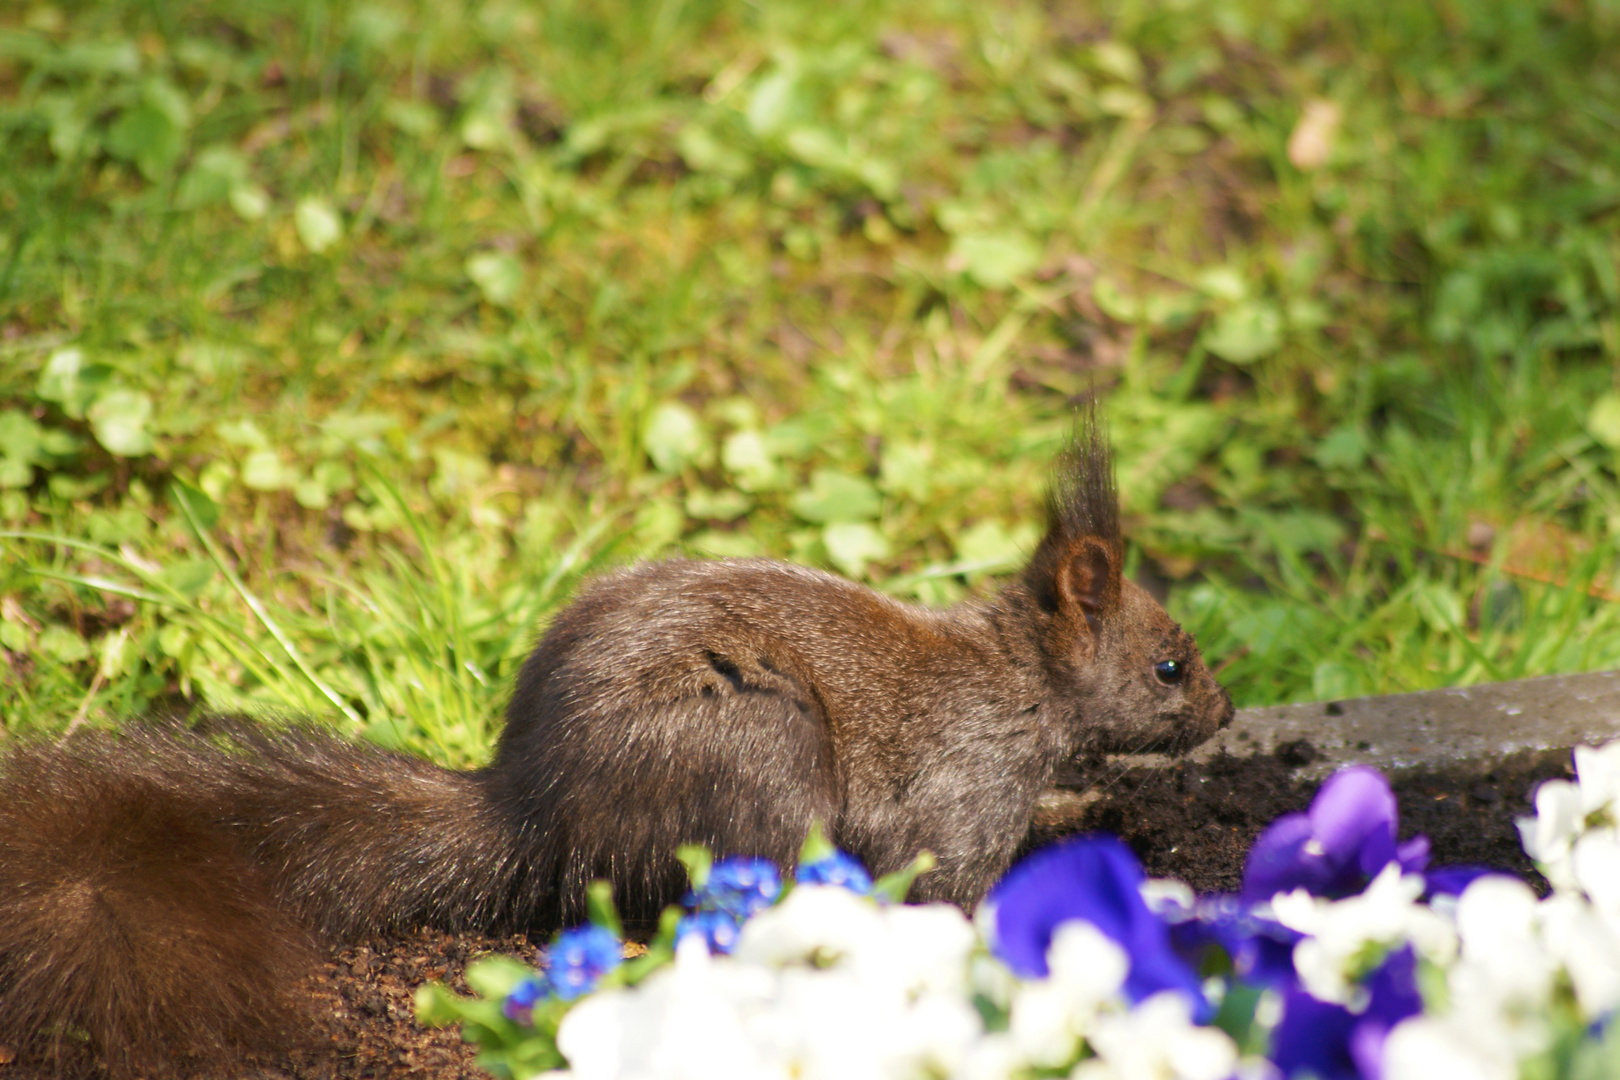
1192,669 -> 1620,779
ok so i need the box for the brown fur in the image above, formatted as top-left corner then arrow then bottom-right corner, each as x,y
0,414 -> 1232,1072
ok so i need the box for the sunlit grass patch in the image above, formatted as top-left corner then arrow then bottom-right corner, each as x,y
1,0 -> 1617,751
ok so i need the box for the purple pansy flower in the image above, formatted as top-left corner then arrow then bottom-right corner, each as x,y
1422,864 -> 1498,899
1269,945 -> 1423,1080
1243,766 -> 1430,903
1151,890 -> 1302,988
989,835 -> 1206,1014
796,849 -> 874,895
543,924 -> 622,1001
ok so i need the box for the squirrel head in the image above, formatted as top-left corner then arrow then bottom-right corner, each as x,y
1022,410 -> 1234,756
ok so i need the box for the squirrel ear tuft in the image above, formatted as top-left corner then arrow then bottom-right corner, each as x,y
1054,537 -> 1121,634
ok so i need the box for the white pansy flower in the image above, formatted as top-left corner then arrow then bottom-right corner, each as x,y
735,884 -> 888,970
1572,828 -> 1620,917
1414,877 -> 1557,1066
1072,992 -> 1237,1080
1518,778 -> 1581,889
1006,922 -> 1128,1066
1539,892 -> 1620,1017
736,885 -> 978,1007
1574,741 -> 1620,819
1520,742 -> 1620,895
954,1032 -> 1024,1080
1382,1016 -> 1516,1080
880,900 -> 980,996
558,936 -> 782,1080
1273,865 -> 1455,1006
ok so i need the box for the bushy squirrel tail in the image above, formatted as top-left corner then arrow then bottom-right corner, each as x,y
0,722 -> 528,1075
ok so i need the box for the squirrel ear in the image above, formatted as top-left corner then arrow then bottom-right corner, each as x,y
1054,537 -> 1121,635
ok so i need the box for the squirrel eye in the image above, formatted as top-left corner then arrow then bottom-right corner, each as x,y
1154,659 -> 1184,686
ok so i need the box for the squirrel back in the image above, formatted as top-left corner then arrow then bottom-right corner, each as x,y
0,413 -> 1232,1072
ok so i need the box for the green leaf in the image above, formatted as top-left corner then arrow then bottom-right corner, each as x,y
746,69 -> 796,136
50,473 -> 108,501
0,410 -> 44,464
464,955 -> 536,1000
87,389 -> 154,457
687,529 -> 762,558
384,98 -> 440,137
675,844 -> 712,891
1588,394 -> 1620,450
37,347 -> 109,419
413,982 -> 467,1028
159,558 -> 215,599
1313,425 -> 1368,470
0,457 -> 31,489
168,479 -> 220,529
790,470 -> 881,523
466,252 -> 525,308
586,880 -> 625,939
676,124 -> 750,178
953,519 -> 1037,569
0,618 -> 29,653
1092,278 -> 1140,322
685,487 -> 751,521
1311,661 -> 1362,702
105,82 -> 189,180
1195,266 -> 1248,302
873,850 -> 936,903
295,197 -> 343,254
949,231 -> 1042,290
241,449 -> 296,491
798,819 -> 836,866
229,184 -> 270,220
879,440 -> 933,501
719,433 -> 780,492
642,401 -> 705,473
1202,301 -> 1283,364
1258,511 -> 1345,556
348,3 -> 407,49
823,521 -> 890,578
53,39 -> 140,76
38,624 -> 90,664
178,144 -> 249,209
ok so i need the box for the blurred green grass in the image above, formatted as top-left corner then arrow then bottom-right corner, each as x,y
2,0 -> 1618,762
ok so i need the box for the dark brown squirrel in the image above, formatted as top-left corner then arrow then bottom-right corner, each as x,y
0,413 -> 1232,1075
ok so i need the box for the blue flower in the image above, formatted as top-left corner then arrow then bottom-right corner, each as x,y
501,975 -> 549,1025
1423,864 -> 1497,899
1243,766 -> 1430,903
1269,945 -> 1423,1080
543,924 -> 622,1001
988,835 -> 1205,1014
675,908 -> 745,954
686,856 -> 782,920
796,849 -> 874,895
1151,890 -> 1302,988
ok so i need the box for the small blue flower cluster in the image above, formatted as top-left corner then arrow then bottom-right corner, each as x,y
795,849 -> 874,895
501,924 -> 623,1025
676,857 -> 783,954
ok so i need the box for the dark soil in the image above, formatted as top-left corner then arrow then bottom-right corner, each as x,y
0,748 -> 1577,1080
1054,745 -> 1576,895
2,932 -> 537,1080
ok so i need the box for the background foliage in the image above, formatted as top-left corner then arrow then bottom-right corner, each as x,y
2,0 -> 1618,762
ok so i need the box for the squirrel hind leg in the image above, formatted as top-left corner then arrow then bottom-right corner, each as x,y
0,744 -> 320,1076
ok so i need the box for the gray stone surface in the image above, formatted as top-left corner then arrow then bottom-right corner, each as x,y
1190,669 -> 1620,778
